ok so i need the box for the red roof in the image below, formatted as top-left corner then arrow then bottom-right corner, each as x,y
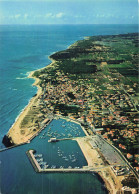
127,153 -> 133,159
78,100 -> 83,102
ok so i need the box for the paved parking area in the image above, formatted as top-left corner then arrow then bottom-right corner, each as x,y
89,135 -> 126,165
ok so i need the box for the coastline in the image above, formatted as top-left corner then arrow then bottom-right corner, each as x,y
3,59 -> 114,194
3,47 -> 71,145
76,138 -> 121,193
2,33 -> 138,193
5,64 -> 51,145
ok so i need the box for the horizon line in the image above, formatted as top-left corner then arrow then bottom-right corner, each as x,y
0,23 -> 138,25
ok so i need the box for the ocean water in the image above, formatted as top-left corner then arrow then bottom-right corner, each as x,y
0,24 -> 138,194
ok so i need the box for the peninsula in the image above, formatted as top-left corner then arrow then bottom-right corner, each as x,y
3,33 -> 139,193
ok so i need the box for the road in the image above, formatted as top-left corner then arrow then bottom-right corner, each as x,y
97,134 -> 138,180
87,123 -> 138,179
121,84 -> 138,112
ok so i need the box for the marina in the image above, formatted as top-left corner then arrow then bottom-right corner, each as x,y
26,149 -> 105,173
0,117 -> 134,194
38,118 -> 86,140
27,149 -> 88,173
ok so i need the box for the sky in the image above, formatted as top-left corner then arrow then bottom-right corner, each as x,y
0,0 -> 138,24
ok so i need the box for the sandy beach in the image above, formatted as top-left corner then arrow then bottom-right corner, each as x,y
6,62 -> 124,194
6,66 -> 123,194
6,67 -> 44,144
3,36 -> 135,194
6,59 -> 58,145
76,137 -> 123,194
7,74 -> 41,144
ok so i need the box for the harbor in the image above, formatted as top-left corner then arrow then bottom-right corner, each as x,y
26,149 -> 106,174
1,117 -> 130,194
38,118 -> 87,140
27,149 -> 89,173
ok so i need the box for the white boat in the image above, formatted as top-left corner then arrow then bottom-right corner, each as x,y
72,159 -> 76,162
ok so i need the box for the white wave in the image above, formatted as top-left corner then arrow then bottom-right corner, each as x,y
25,71 -> 31,76
19,71 -> 31,78
16,77 -> 27,80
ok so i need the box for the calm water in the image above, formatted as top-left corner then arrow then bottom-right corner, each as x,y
42,118 -> 85,139
0,24 -> 138,194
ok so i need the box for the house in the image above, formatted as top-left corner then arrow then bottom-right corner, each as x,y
127,153 -> 133,160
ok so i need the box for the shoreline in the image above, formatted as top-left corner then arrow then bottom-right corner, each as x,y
3,33 -> 138,193
3,61 -> 115,194
5,65 -> 50,145
76,138 -> 122,193
3,42 -> 77,146
3,52 -> 58,146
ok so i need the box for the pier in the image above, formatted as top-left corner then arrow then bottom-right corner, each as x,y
48,137 -> 74,142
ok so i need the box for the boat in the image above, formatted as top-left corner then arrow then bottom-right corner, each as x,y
44,164 -> 49,169
37,154 -> 42,157
72,159 -> 76,162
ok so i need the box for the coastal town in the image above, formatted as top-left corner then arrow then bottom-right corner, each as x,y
3,33 -> 139,193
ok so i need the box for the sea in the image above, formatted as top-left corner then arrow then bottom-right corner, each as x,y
0,24 -> 138,194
